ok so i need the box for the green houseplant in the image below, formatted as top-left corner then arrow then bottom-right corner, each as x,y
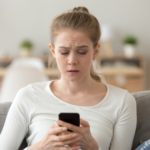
19,39 -> 33,57
123,35 -> 138,58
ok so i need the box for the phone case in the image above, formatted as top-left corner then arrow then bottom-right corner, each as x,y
59,113 -> 80,132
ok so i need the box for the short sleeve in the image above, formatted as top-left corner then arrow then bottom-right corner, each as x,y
0,85 -> 36,150
109,91 -> 137,150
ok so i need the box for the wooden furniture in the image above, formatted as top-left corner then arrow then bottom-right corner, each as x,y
0,55 -> 146,93
99,55 -> 146,93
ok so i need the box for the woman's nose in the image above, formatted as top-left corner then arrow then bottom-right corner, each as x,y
67,53 -> 77,65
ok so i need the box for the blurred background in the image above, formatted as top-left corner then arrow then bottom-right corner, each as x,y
0,0 -> 150,103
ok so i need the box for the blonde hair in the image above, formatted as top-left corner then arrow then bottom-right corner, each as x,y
49,6 -> 103,82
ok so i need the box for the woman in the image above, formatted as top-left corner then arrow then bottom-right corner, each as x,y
0,7 -> 137,150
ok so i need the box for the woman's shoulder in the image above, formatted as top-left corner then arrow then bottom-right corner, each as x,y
105,84 -> 136,117
29,80 -> 51,88
13,81 -> 51,104
18,81 -> 50,94
106,83 -> 127,95
105,83 -> 136,104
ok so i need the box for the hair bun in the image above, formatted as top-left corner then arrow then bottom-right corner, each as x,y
72,7 -> 89,13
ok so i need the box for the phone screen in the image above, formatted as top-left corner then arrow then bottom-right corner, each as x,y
59,113 -> 80,132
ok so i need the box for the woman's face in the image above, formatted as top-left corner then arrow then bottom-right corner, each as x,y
49,29 -> 100,82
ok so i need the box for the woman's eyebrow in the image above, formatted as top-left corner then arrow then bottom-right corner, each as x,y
76,45 -> 89,48
59,45 -> 89,49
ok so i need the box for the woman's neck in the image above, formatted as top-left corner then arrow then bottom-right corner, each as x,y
55,77 -> 100,96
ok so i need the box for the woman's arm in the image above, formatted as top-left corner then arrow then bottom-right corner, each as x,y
0,85 -> 36,150
109,92 -> 137,150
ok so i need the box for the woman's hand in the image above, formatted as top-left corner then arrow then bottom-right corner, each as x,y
55,122 -> 80,147
56,118 -> 99,150
28,123 -> 81,150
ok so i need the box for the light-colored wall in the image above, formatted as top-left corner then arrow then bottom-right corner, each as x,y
0,0 -> 150,89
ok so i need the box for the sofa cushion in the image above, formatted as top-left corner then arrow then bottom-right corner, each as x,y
132,90 -> 150,150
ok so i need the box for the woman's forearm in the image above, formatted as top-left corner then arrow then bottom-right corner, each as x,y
27,141 -> 42,150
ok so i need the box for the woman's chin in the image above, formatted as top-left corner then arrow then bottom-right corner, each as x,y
65,76 -> 87,83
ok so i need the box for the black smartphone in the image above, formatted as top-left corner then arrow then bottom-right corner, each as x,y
59,113 -> 80,132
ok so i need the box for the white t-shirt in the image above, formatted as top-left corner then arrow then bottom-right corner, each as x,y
0,80 -> 137,150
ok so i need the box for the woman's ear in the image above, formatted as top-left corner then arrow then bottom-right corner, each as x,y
93,43 -> 100,59
49,44 -> 56,58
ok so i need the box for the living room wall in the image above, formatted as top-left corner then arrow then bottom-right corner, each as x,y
0,0 -> 150,89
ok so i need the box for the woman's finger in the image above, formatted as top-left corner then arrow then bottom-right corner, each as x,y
50,124 -> 56,128
50,123 -> 81,147
80,118 -> 90,127
57,146 -> 80,150
53,132 -> 79,142
56,120 -> 78,133
68,141 -> 80,147
49,125 -> 68,135
50,122 -> 60,129
60,131 -> 80,147
53,135 -> 81,147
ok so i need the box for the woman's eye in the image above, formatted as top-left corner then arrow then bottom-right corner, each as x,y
61,52 -> 86,55
79,52 -> 86,55
61,53 -> 68,55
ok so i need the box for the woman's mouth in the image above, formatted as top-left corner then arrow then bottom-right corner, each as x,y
67,70 -> 79,74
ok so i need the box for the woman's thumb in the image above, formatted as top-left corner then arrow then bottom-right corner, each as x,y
80,118 -> 90,127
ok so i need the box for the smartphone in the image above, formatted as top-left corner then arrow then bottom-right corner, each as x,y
59,113 -> 80,132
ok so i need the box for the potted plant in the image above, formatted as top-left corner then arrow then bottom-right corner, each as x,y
19,39 -> 33,57
123,35 -> 137,58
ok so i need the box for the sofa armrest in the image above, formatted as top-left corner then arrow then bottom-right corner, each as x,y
132,90 -> 150,150
0,102 -> 27,149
